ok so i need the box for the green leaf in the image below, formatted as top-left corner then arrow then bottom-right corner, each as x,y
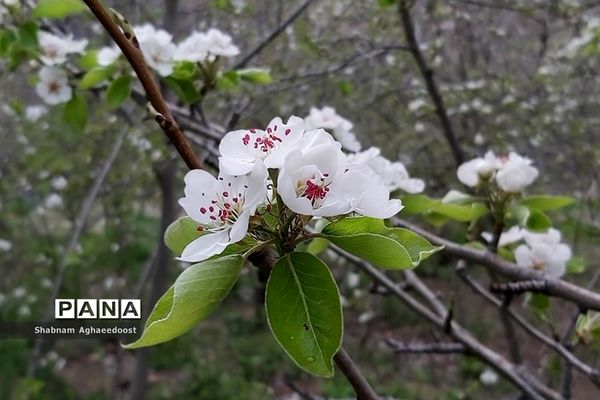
164,217 -> 205,255
163,77 -> 202,104
63,93 -> 87,133
566,256 -> 586,274
401,194 -> 488,222
124,255 -> 245,348
321,217 -> 442,269
237,68 -> 272,84
266,252 -> 342,377
306,237 -> 329,256
106,76 -> 132,107
163,216 -> 258,257
519,195 -> 575,211
78,50 -> 99,70
17,22 -> 39,50
378,0 -> 396,7
576,311 -> 600,346
33,0 -> 87,19
171,61 -> 200,81
507,205 -> 552,232
79,66 -> 115,89
216,70 -> 240,90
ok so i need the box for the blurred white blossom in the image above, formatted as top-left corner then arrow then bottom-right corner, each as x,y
304,106 -> 361,152
480,368 -> 499,385
38,31 -> 87,66
134,24 -> 176,76
515,228 -> 572,278
174,28 -> 239,63
97,45 -> 121,66
36,66 -> 72,105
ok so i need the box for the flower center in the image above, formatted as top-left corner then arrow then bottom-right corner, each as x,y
198,189 -> 245,230
298,173 -> 330,207
48,81 -> 61,93
242,125 -> 292,157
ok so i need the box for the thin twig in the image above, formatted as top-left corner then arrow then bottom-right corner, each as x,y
398,0 -> 464,166
83,0 -> 201,170
386,339 -> 466,354
394,217 -> 600,311
333,347 -> 380,400
233,0 -> 317,69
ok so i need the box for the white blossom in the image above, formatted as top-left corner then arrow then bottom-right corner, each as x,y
514,228 -> 571,278
347,147 -> 425,193
481,226 -> 524,247
51,176 -> 68,191
0,238 -> 12,252
36,66 -> 72,105
97,45 -> 121,66
456,151 -> 500,187
174,28 -> 239,62
495,152 -> 539,192
134,24 -> 176,76
304,106 -> 361,152
219,116 -> 305,175
346,272 -> 360,288
38,31 -> 87,66
178,164 -> 268,262
25,105 -> 48,122
278,131 -> 402,218
480,369 -> 499,385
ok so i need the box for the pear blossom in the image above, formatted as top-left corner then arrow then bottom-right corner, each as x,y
457,151 -> 501,186
304,106 -> 361,152
347,147 -> 425,193
174,28 -> 239,62
481,226 -> 524,247
38,31 -> 88,66
97,45 -> 121,66
0,238 -> 12,252
178,164 -> 268,262
514,228 -> 571,278
480,369 -> 499,386
495,152 -> 539,192
24,105 -> 48,122
134,24 -> 176,76
277,136 -> 402,218
218,116 -> 305,175
51,176 -> 68,191
36,66 -> 72,105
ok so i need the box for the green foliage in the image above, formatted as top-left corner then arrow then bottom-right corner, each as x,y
164,216 -> 205,255
63,93 -> 88,133
124,255 -> 245,348
519,195 -> 575,211
78,66 -> 115,90
506,204 -> 552,232
106,76 -> 132,107
402,194 -> 488,224
265,252 -> 342,377
33,0 -> 87,19
321,217 -> 442,269
576,311 -> 600,347
237,68 -> 273,84
163,77 -> 202,104
566,256 -> 586,274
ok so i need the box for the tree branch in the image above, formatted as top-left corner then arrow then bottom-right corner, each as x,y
398,0 -> 465,166
394,218 -> 600,311
333,347 -> 380,400
82,0 -> 202,170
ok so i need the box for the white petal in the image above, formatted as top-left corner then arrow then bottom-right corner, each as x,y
514,245 -> 533,268
229,210 -> 251,243
178,229 -> 230,262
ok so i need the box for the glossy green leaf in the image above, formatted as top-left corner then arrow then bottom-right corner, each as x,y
78,50 -> 99,70
237,68 -> 272,84
216,70 -> 240,90
519,195 -> 575,211
124,255 -> 245,348
17,22 -> 39,50
321,217 -> 442,269
266,252 -> 342,377
306,237 -> 329,256
163,77 -> 202,104
63,94 -> 87,133
164,217 -> 205,255
79,66 -> 115,89
401,194 -> 488,222
507,205 -> 552,232
106,76 -> 132,107
33,0 -> 87,19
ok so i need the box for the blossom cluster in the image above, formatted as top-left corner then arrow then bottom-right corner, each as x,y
178,116 -> 408,262
457,151 -> 538,193
34,25 -> 239,105
303,107 -> 424,193
484,226 -> 572,278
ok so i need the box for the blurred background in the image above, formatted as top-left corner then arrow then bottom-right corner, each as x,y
1,0 -> 599,399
